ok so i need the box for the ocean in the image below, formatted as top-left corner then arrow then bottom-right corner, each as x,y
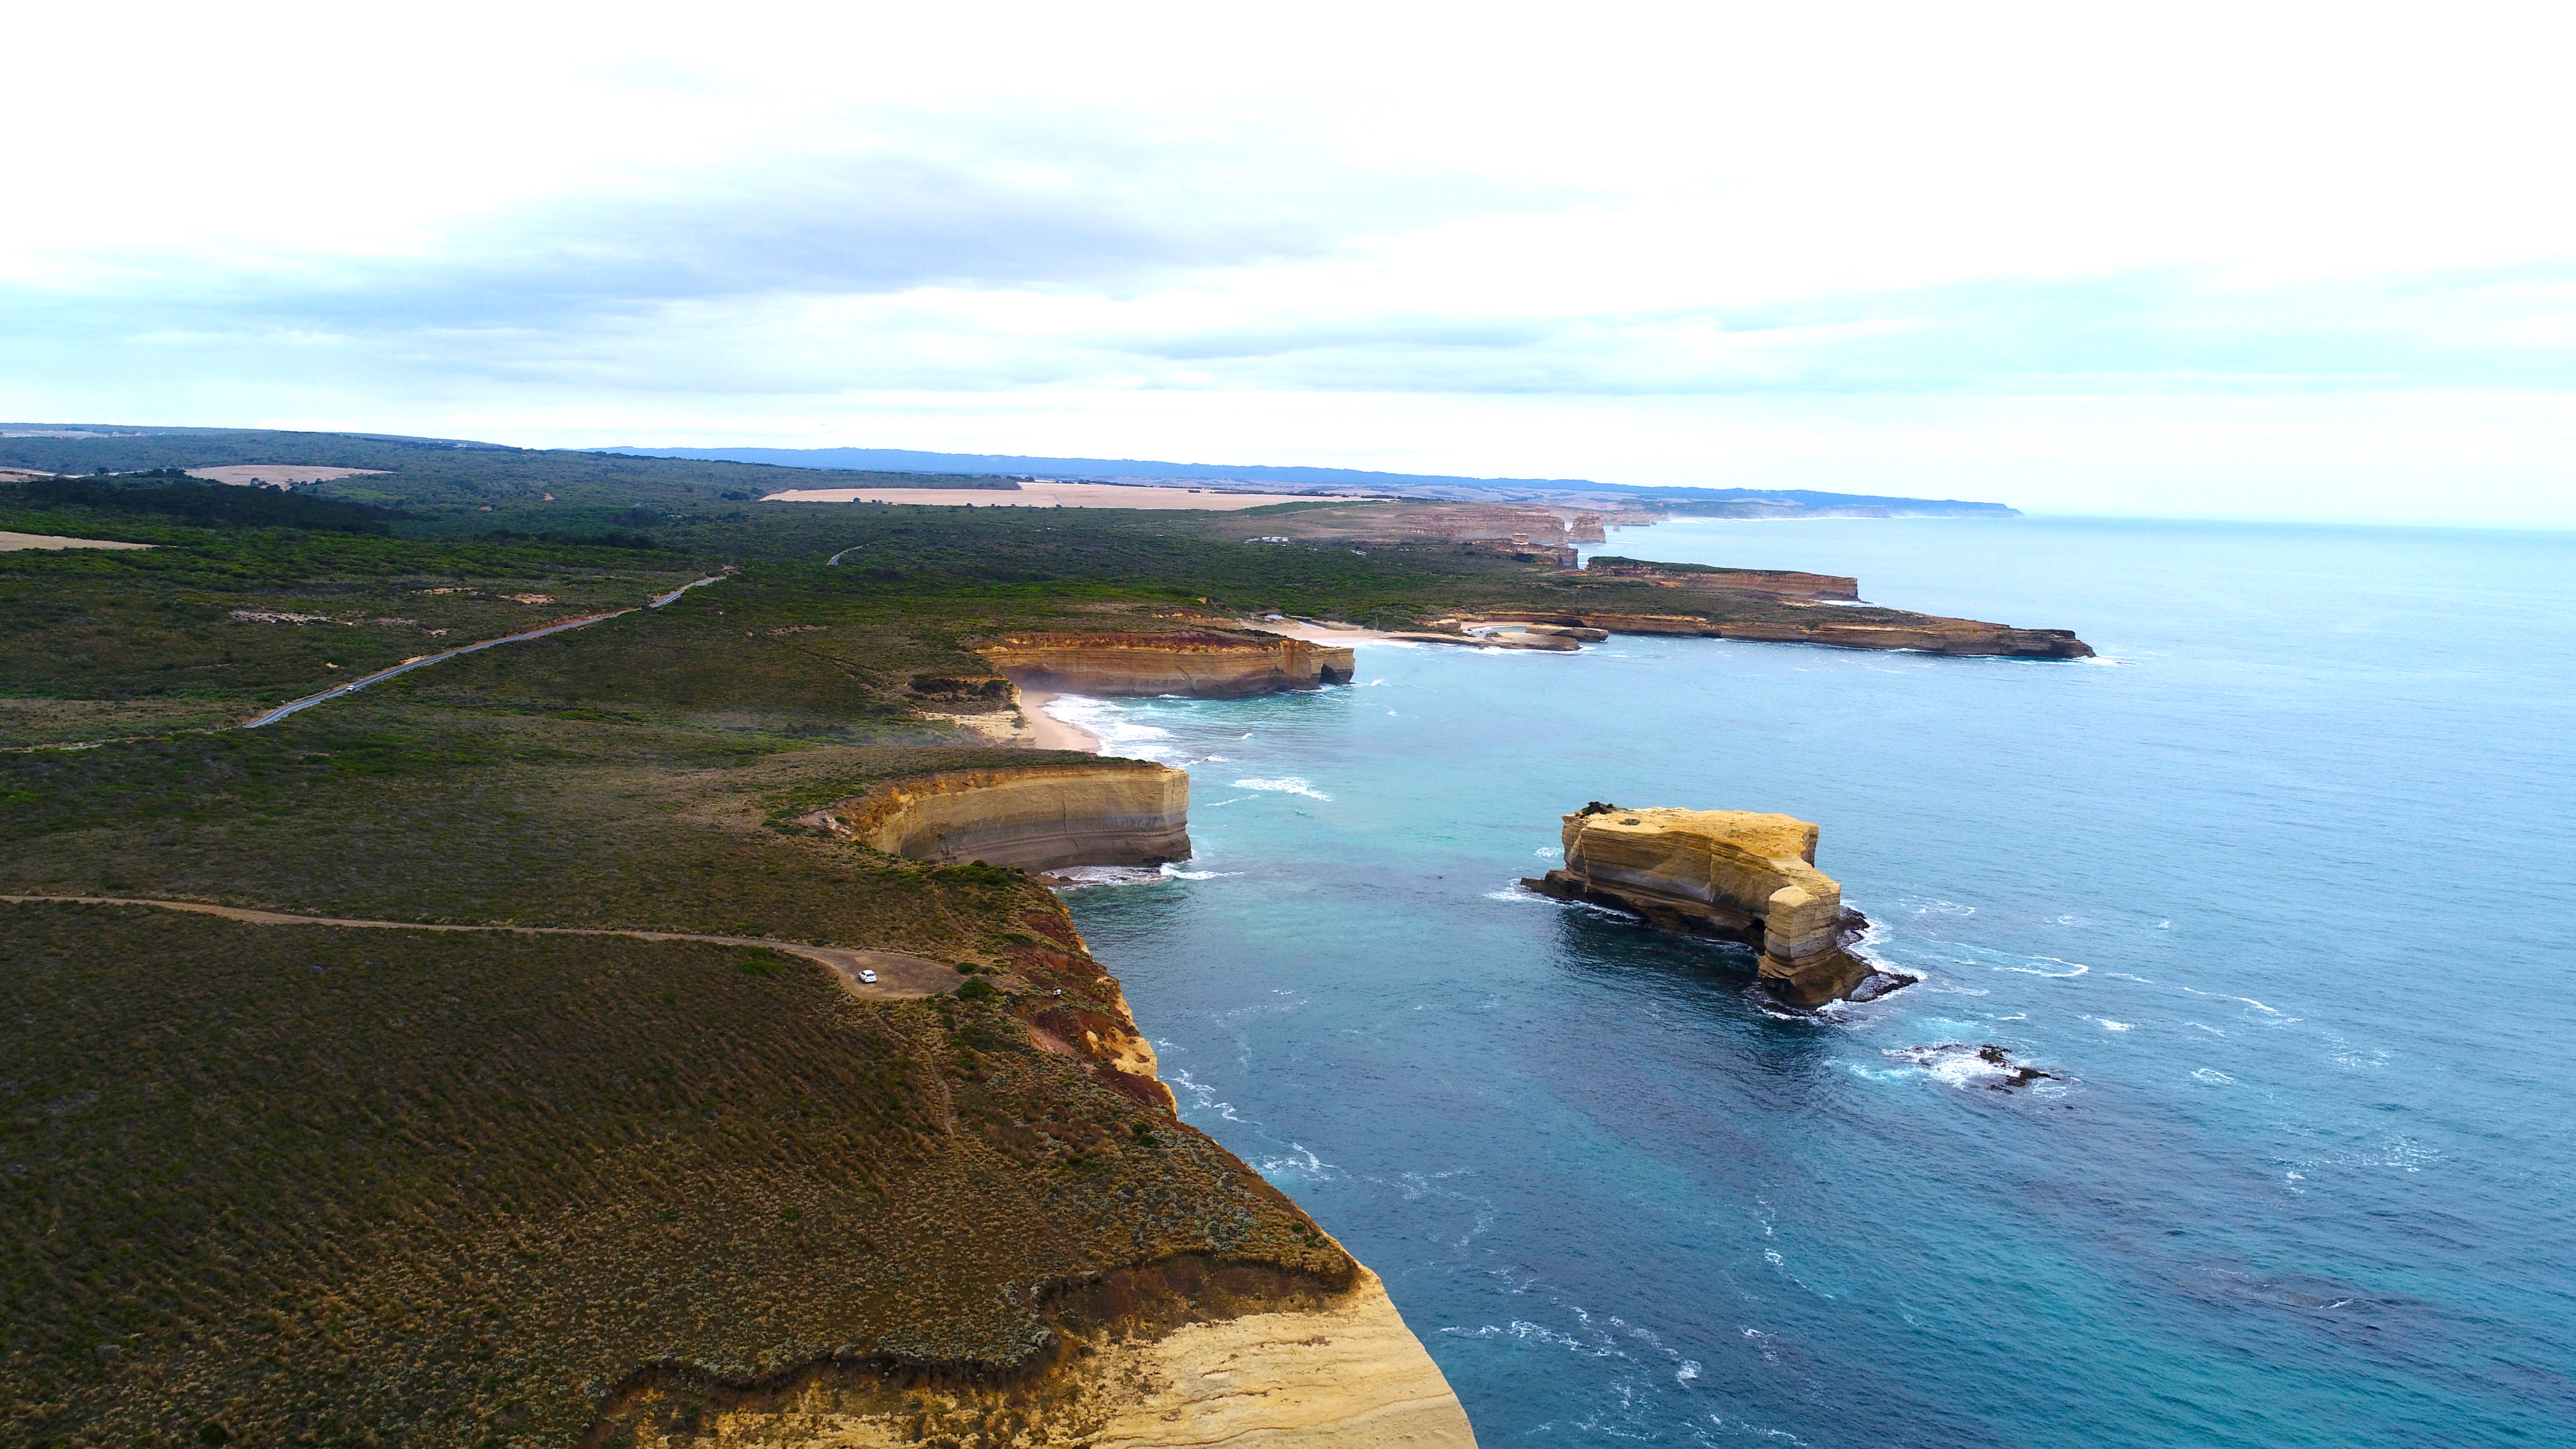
1046,516 -> 2576,1448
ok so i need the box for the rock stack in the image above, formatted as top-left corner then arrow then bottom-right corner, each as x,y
1526,803 -> 1890,1006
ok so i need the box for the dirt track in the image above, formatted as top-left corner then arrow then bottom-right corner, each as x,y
0,894 -> 985,1000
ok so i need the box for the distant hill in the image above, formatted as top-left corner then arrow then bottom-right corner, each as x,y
602,444 -> 2020,516
0,427 -> 2019,518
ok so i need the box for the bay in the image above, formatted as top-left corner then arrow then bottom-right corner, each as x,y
1055,516 -> 2576,1448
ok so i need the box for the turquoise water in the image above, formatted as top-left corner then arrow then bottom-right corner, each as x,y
1053,517 -> 2576,1448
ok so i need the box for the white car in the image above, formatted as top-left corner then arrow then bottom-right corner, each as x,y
858,969 -> 877,984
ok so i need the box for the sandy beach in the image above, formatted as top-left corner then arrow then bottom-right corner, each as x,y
1240,616 -> 1403,643
1020,689 -> 1104,752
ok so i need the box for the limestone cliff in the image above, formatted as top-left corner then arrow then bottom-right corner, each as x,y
601,1263 -> 1476,1449
1527,803 -> 1881,1006
809,762 -> 1190,870
979,630 -> 1356,698
573,890 -> 1478,1449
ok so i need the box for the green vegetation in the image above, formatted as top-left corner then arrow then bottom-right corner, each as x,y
0,510 -> 702,746
0,429 -> 1017,514
4,905 -> 1340,1447
2,426 -> 1977,1445
19,475 -> 410,534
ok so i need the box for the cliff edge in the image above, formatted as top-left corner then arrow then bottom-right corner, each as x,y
808,761 -> 1190,871
979,630 -> 1357,698
1526,803 -> 1891,1006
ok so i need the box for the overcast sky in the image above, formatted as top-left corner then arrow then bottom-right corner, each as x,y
10,1 -> 2575,522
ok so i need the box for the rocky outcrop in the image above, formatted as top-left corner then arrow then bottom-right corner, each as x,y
607,1264 -> 1478,1448
1707,617 -> 2092,658
1581,557 -> 1860,599
807,762 -> 1190,870
1081,1267 -> 1476,1449
979,630 -> 1356,697
1473,610 -> 2092,659
1526,803 -> 1888,1006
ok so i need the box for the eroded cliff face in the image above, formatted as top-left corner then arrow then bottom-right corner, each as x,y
1528,804 -> 1882,1006
580,902 -> 1480,1449
597,1263 -> 1475,1449
809,763 -> 1190,871
978,631 -> 1357,698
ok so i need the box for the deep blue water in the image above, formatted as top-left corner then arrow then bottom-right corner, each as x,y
1050,517 -> 2576,1448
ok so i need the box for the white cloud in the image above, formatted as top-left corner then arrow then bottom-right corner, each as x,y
7,0 -> 2576,521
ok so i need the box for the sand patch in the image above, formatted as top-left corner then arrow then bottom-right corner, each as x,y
765,480 -> 1356,510
186,465 -> 389,487
1021,689 -> 1105,752
0,531 -> 152,551
1245,616 -> 1401,643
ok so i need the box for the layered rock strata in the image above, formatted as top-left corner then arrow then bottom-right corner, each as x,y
980,630 -> 1356,697
602,1263 -> 1477,1449
1526,803 -> 1880,1006
808,762 -> 1190,870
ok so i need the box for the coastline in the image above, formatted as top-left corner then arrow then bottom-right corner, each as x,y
1245,616 -> 1403,644
1021,689 -> 1106,753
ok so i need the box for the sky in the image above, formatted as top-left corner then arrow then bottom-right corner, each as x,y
8,1 -> 2576,523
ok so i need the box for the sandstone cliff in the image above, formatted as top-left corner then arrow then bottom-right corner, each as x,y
1527,803 -> 1882,1006
807,762 -> 1190,871
979,630 -> 1356,697
603,1262 -> 1476,1449
563,873 -> 1478,1449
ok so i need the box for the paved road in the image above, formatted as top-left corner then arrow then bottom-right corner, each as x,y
2,894 -> 982,1001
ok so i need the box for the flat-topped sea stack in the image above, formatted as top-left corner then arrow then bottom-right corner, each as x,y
979,629 -> 1355,697
1527,803 -> 1886,1006
808,760 -> 1190,870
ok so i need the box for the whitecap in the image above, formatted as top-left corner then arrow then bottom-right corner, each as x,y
2087,1017 -> 2134,1031
1233,775 -> 1332,800
1257,1144 -> 1336,1181
1038,694 -> 1179,759
1993,959 -> 2090,978
1159,864 -> 1239,881
1045,865 -> 1168,889
2192,1067 -> 2234,1084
